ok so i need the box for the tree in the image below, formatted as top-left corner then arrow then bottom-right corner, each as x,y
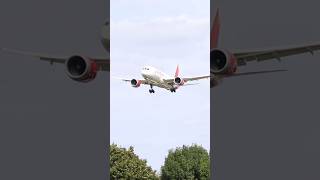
110,144 -> 159,180
161,144 -> 210,180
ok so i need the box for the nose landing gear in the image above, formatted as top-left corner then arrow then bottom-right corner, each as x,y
149,84 -> 155,93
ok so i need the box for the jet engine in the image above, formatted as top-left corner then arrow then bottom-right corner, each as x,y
131,79 -> 142,87
65,56 -> 97,82
210,49 -> 237,75
174,77 -> 185,86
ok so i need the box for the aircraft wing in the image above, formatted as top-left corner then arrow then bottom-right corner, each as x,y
164,75 -> 210,84
183,75 -> 211,81
1,48 -> 110,71
234,43 -> 320,66
224,69 -> 288,78
117,78 -> 148,84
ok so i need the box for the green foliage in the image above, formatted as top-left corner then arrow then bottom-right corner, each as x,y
110,144 -> 159,180
161,144 -> 210,180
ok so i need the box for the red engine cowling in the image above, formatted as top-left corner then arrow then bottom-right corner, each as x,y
65,56 -> 97,82
210,49 -> 237,75
174,77 -> 185,86
131,79 -> 142,87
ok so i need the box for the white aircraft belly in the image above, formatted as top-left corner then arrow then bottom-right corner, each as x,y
143,74 -> 172,90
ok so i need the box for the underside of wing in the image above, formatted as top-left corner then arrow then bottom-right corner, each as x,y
164,76 -> 210,83
234,43 -> 320,66
183,75 -> 211,81
120,78 -> 149,88
1,48 -> 109,71
117,78 -> 147,84
164,75 -> 210,85
2,48 -> 67,63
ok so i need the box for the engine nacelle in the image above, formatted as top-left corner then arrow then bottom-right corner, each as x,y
210,49 -> 237,75
65,56 -> 97,82
131,79 -> 142,87
174,77 -> 185,86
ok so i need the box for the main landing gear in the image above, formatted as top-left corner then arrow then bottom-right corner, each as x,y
170,88 -> 176,93
149,85 -> 155,93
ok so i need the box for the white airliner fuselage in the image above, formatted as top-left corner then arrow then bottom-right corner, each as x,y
142,66 -> 170,84
121,65 -> 210,93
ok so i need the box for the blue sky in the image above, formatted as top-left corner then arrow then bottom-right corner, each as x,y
110,0 -> 210,172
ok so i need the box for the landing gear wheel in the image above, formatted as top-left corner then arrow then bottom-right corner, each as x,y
170,88 -> 176,93
149,84 -> 155,93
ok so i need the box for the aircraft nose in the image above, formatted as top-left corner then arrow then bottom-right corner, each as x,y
141,68 -> 150,76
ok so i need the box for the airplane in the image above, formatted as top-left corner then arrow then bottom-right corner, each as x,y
1,21 -> 110,82
211,9 -> 320,87
118,65 -> 210,93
